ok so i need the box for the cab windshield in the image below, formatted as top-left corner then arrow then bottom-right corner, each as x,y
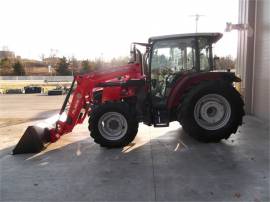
151,37 -> 212,74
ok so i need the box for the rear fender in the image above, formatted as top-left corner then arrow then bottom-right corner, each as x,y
167,72 -> 241,109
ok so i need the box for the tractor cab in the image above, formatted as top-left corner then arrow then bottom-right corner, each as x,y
132,33 -> 223,126
131,33 -> 222,93
148,33 -> 222,98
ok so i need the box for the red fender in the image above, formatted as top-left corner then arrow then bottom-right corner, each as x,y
167,72 -> 240,109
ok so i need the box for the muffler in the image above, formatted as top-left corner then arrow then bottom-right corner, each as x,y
12,126 -> 51,155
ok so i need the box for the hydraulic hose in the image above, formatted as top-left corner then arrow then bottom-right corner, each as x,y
60,77 -> 76,115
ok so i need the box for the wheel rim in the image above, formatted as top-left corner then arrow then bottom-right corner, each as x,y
194,94 -> 231,130
98,112 -> 128,140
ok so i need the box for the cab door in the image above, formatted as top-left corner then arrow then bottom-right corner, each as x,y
150,40 -> 195,100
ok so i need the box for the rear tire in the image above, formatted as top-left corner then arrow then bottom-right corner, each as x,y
88,102 -> 138,147
179,80 -> 244,142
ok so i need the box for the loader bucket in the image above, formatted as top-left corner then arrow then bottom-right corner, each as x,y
12,126 -> 51,155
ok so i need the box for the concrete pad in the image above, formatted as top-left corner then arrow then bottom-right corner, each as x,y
0,95 -> 269,201
151,118 -> 269,201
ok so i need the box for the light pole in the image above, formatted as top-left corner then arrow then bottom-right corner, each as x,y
190,14 -> 205,33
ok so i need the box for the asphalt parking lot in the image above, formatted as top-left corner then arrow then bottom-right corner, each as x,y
0,94 -> 269,201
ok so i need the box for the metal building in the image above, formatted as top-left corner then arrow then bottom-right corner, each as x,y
237,0 -> 270,122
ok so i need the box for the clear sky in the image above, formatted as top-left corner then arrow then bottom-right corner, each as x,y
0,0 -> 238,60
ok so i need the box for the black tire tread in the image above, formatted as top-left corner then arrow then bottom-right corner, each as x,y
178,80 -> 245,142
88,102 -> 138,147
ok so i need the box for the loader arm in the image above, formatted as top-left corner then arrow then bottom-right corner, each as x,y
49,75 -> 93,142
49,63 -> 142,142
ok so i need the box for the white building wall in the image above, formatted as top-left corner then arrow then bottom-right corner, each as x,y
238,0 -> 270,122
252,0 -> 270,121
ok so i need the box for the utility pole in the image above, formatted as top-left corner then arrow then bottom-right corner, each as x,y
190,14 -> 205,33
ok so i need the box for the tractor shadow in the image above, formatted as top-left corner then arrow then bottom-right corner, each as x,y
1,125 -> 248,167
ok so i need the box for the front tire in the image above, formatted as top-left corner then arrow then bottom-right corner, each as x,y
88,102 -> 138,147
179,80 -> 244,142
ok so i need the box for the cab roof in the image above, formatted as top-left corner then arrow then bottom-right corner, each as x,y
148,32 -> 222,44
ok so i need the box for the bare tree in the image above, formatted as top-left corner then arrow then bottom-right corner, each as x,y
215,56 -> 236,70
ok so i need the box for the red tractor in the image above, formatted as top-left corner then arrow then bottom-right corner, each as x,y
13,33 -> 244,154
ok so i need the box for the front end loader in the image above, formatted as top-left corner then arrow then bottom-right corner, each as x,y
13,32 -> 244,154
13,63 -> 144,154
